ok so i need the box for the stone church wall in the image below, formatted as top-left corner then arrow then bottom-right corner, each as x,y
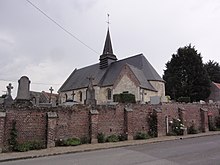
142,89 -> 157,102
113,74 -> 139,99
149,81 -> 165,97
1,103 -> 220,151
95,86 -> 112,104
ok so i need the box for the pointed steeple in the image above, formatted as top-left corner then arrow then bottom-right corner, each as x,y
103,28 -> 114,55
100,28 -> 117,69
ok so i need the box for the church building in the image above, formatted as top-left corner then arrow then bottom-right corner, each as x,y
58,29 -> 165,104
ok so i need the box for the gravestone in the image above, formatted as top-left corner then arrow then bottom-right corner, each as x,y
16,76 -> 31,103
85,77 -> 97,107
49,86 -> 54,103
150,96 -> 161,105
4,83 -> 14,108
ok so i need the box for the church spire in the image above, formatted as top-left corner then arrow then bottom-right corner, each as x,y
99,16 -> 117,69
102,28 -> 114,55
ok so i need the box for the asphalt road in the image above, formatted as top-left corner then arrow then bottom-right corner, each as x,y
2,135 -> 220,165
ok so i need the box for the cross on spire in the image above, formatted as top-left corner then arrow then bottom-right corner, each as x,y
107,13 -> 110,28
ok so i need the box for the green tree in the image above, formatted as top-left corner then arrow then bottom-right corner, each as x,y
163,44 -> 211,102
204,60 -> 220,83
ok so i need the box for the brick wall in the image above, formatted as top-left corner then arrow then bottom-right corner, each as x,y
1,103 -> 220,150
3,108 -> 47,149
0,112 -> 6,152
97,105 -> 125,136
55,105 -> 90,140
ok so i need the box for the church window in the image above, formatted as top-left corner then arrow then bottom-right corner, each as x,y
79,91 -> 82,102
107,88 -> 112,100
65,93 -> 68,102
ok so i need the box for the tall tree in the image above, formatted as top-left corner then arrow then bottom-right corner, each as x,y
204,60 -> 220,83
163,44 -> 211,102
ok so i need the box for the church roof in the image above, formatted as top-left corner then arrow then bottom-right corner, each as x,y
126,64 -> 156,91
59,54 -> 164,92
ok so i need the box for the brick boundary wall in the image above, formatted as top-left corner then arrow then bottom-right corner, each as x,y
0,103 -> 220,151
0,112 -> 6,152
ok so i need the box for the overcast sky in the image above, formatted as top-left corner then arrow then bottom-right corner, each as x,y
0,0 -> 220,98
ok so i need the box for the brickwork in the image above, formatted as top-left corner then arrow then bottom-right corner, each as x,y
90,109 -> 99,143
4,108 -> 47,147
97,105 -> 124,136
55,106 -> 90,140
124,107 -> 134,140
153,108 -> 164,137
132,104 -> 151,134
0,112 -> 6,152
200,108 -> 209,132
1,103 -> 220,150
47,112 -> 58,148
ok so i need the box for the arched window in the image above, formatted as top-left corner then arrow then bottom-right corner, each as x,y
65,93 -> 68,102
79,91 -> 82,102
107,88 -> 112,100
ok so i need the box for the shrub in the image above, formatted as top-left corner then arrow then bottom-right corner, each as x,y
56,138 -> 81,146
16,141 -> 44,152
171,118 -> 184,136
215,116 -> 220,129
113,93 -> 136,103
80,136 -> 90,144
187,124 -> 198,134
97,133 -> 105,143
16,142 -> 32,152
166,132 -> 177,136
135,132 -> 150,140
177,97 -> 191,103
55,139 -> 64,146
30,140 -> 44,150
106,134 -> 119,142
208,119 -> 217,131
118,134 -> 127,141
63,138 -> 81,146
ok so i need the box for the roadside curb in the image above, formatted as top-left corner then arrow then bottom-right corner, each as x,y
1,131 -> 220,163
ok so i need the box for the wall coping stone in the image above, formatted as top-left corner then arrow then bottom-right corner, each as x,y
153,108 -> 162,113
124,108 -> 133,112
178,107 -> 186,111
200,108 -> 208,112
90,109 -> 99,115
47,112 -> 57,118
0,112 -> 6,117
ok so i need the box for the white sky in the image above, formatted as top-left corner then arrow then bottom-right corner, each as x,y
0,0 -> 220,98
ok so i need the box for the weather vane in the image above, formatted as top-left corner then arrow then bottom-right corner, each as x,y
107,13 -> 110,28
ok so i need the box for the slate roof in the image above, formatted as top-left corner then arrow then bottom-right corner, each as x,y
59,54 -> 164,92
